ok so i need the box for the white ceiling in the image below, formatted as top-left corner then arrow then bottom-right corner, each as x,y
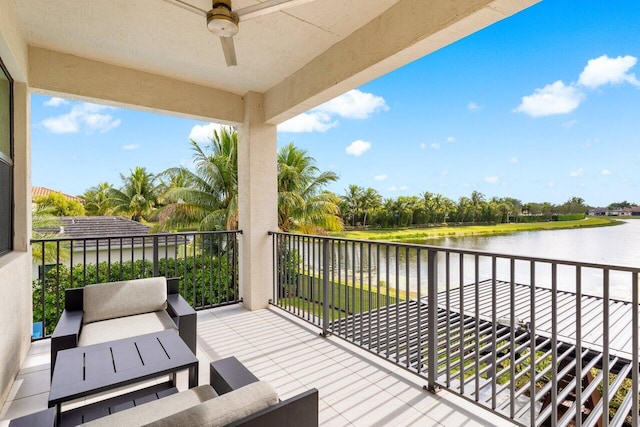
14,0 -> 400,95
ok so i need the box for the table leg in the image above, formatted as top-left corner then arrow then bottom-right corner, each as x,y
47,401 -> 60,425
189,362 -> 199,388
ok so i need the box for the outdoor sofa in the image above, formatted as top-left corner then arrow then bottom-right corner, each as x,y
50,276 -> 196,371
9,358 -> 319,426
79,358 -> 319,426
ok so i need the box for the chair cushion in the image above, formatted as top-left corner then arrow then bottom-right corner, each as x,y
78,311 -> 177,347
83,277 -> 168,324
146,381 -> 279,427
81,385 -> 218,427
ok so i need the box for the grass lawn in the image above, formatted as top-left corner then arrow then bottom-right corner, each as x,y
334,217 -> 623,242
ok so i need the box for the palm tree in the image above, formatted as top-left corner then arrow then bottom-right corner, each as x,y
341,185 -> 364,226
156,127 -> 238,231
470,190 -> 486,223
439,196 -> 455,224
423,192 -> 436,224
455,196 -> 471,223
156,130 -> 340,234
360,188 -> 382,227
108,166 -> 160,222
82,182 -> 114,216
277,143 -> 341,233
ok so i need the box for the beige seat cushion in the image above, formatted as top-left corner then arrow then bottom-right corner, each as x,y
147,381 -> 279,427
83,277 -> 168,324
82,385 -> 218,427
78,311 -> 177,347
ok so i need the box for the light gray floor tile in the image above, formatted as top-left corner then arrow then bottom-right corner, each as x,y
1,305 -> 516,426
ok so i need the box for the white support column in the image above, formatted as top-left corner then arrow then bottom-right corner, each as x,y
237,92 -> 278,310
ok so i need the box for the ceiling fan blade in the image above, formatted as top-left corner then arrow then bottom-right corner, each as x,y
161,0 -> 207,17
236,0 -> 319,20
220,36 -> 238,66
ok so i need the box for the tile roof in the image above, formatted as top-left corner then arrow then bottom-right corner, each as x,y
32,186 -> 84,204
35,216 -> 186,248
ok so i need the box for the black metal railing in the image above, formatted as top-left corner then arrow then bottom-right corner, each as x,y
270,231 -> 640,427
31,230 -> 241,338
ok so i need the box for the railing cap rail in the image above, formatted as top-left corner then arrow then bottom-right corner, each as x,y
31,229 -> 242,244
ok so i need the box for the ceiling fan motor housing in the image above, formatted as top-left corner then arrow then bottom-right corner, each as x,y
207,0 -> 239,37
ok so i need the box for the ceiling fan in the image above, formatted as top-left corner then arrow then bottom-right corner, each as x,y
163,0 -> 319,67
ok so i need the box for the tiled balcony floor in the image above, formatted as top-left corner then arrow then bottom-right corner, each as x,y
1,305 -> 515,426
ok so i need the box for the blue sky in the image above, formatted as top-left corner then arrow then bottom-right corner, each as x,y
31,0 -> 640,207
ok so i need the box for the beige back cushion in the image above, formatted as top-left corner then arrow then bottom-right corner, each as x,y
83,277 -> 168,324
147,381 -> 279,427
81,385 -> 217,427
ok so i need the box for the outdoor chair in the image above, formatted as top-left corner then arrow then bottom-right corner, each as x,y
50,276 -> 196,373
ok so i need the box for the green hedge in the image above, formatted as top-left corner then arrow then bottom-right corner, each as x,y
552,213 -> 586,221
33,256 -> 236,336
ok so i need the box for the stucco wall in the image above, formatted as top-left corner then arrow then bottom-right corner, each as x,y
0,0 -> 31,407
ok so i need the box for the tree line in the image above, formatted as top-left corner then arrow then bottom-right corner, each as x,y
34,127 -> 627,234
35,127 -> 341,234
338,186 -> 597,228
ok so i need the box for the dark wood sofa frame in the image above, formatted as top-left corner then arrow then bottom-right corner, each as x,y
50,277 -> 196,374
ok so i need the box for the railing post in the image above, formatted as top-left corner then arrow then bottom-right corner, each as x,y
152,235 -> 159,277
427,249 -> 439,393
321,238 -> 331,337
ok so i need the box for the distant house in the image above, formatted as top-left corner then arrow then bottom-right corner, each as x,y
32,186 -> 85,205
33,216 -> 185,279
588,208 -> 609,216
628,207 -> 640,216
588,206 -> 640,216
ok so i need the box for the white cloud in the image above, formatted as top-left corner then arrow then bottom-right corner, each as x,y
570,167 -> 584,178
578,55 -> 640,89
516,55 -> 639,119
278,112 -> 337,133
189,123 -> 226,143
316,89 -> 388,119
430,142 -> 440,149
420,142 -> 426,149
43,97 -> 69,107
374,174 -> 388,181
548,181 -> 557,187
508,157 -> 519,164
42,102 -> 121,134
467,102 -> 482,111
441,170 -> 449,176
447,136 -> 456,143
345,140 -> 371,157
582,138 -> 600,148
279,89 -> 388,133
601,169 -> 613,176
122,144 -> 140,150
514,81 -> 585,117
485,176 -> 499,184
399,185 -> 408,191
388,186 -> 398,191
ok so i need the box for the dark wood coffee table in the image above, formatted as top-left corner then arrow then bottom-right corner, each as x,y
48,330 -> 198,421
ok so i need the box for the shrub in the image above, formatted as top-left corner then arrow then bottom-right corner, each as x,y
33,255 -> 235,336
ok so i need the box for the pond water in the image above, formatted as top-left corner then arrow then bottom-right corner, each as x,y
424,219 -> 640,268
316,220 -> 640,301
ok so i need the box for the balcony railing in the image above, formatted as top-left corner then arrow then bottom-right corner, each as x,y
31,230 -> 241,338
270,231 -> 640,427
